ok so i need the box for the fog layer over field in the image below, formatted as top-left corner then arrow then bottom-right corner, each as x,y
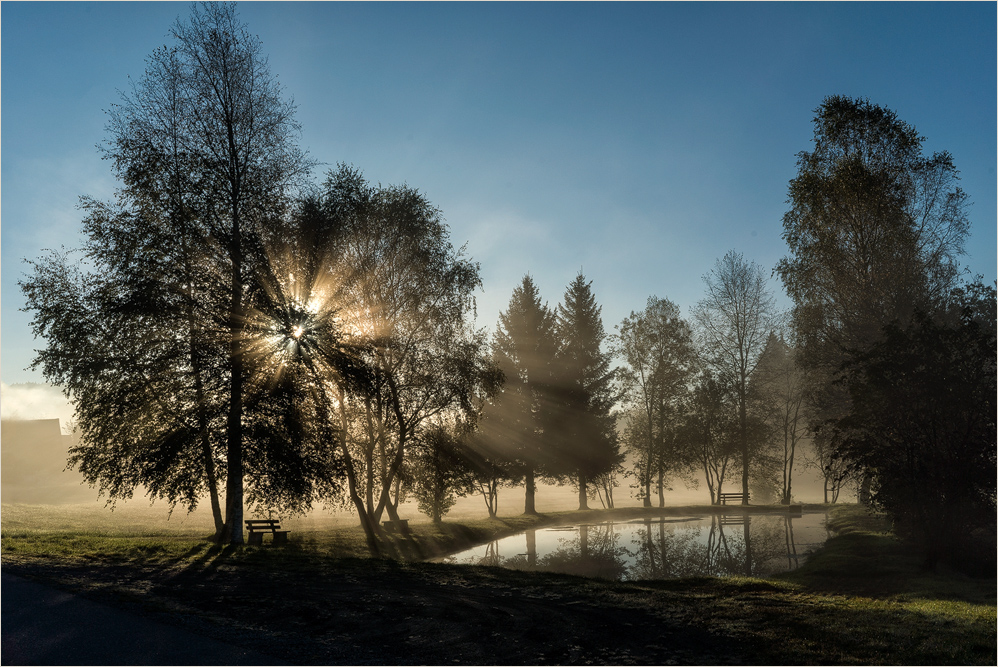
1,380 -> 838,515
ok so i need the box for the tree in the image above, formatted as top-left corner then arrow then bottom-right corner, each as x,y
460,436 -> 512,518
692,251 -> 777,504
480,276 -> 559,515
777,96 -> 969,362
682,370 -> 737,504
753,333 -> 809,505
802,433 -> 852,503
92,2 -> 312,544
305,167 -> 499,549
615,296 -> 695,507
21,241 -> 229,521
776,96 -> 973,514
832,284 -> 995,571
409,423 -> 468,523
552,273 -> 620,510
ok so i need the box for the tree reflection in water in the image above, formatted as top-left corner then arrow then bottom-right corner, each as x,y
630,515 -> 789,579
442,513 -> 825,581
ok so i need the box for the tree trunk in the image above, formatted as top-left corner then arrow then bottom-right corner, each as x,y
858,473 -> 872,505
643,422 -> 653,507
335,394 -> 380,556
180,223 -> 223,539
578,472 -> 589,510
479,480 -> 498,518
743,517 -> 753,576
739,382 -> 749,505
223,223 -> 244,545
524,467 -> 537,514
201,433 -> 224,540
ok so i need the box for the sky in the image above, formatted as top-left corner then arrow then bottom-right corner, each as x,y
3,1 -> 996,410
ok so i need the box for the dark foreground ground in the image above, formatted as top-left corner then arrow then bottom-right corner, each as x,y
2,505 -> 994,665
4,554 -> 745,665
2,572 -> 281,666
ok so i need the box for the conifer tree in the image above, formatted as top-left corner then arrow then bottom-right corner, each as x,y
483,275 -> 559,514
554,273 -> 620,510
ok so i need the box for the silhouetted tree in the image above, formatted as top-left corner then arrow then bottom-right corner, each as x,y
692,252 -> 776,504
552,273 -> 620,510
777,96 -> 969,364
802,433 -> 852,503
307,167 -> 499,548
21,241 -> 228,520
481,276 -> 559,514
776,96 -> 971,508
409,423 -> 469,523
83,1 -> 312,544
753,333 -> 809,504
832,283 -> 995,571
21,1 -> 316,535
615,296 -> 694,507
681,370 -> 737,504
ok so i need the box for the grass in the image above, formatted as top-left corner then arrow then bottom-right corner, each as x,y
2,502 -> 994,665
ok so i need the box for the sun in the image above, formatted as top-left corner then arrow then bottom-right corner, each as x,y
291,324 -> 305,339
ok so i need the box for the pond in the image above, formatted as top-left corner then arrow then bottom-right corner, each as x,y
437,512 -> 830,581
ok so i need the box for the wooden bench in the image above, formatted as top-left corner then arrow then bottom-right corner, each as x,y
382,519 -> 409,534
245,519 -> 289,546
717,492 -> 749,505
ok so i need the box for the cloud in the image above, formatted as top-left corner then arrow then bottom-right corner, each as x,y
0,382 -> 76,431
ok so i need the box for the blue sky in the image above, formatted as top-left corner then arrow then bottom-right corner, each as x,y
3,1 -> 995,389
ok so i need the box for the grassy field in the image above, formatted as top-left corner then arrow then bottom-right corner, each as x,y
2,502 -> 994,664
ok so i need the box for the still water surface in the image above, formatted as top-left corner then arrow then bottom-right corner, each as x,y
438,512 -> 830,581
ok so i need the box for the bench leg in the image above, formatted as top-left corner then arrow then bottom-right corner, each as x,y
248,532 -> 263,546
274,531 -> 288,545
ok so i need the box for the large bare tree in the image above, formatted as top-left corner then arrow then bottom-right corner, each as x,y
692,251 -> 777,504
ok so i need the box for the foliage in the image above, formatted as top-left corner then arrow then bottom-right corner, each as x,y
409,423 -> 469,523
20,2 -> 316,544
775,96 -> 971,493
831,285 -> 996,571
680,370 -> 737,503
479,275 -> 560,514
802,430 -> 853,503
552,273 -> 621,510
751,333 -> 809,504
301,166 -> 500,549
615,296 -> 695,507
692,251 -> 777,501
776,96 -> 986,567
777,95 -> 969,361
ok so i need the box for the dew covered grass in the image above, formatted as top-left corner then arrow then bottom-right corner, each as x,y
2,502 -> 994,665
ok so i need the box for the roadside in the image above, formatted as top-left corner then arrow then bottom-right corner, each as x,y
1,571 -> 284,666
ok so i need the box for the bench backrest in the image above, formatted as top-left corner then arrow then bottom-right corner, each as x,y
245,519 -> 282,531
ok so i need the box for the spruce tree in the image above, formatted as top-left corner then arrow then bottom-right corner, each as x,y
554,273 -> 619,510
486,275 -> 559,514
